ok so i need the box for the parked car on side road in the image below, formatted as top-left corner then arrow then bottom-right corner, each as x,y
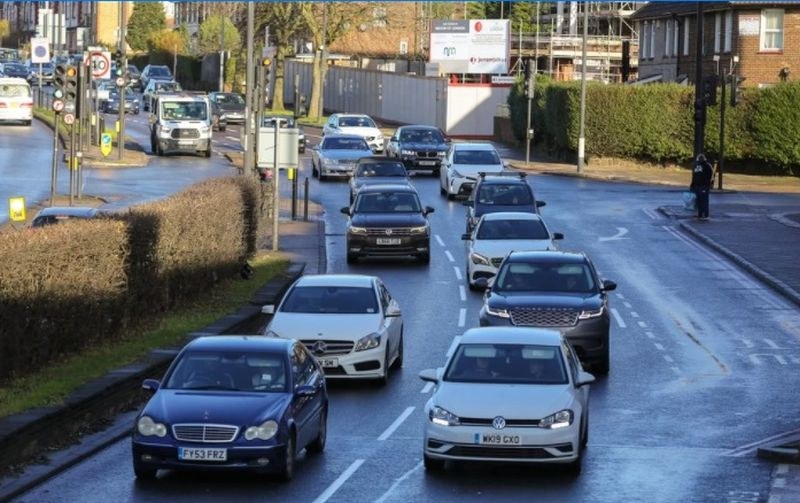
385,125 -> 450,175
311,134 -> 373,180
31,206 -> 100,227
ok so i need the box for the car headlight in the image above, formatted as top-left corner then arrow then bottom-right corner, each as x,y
470,252 -> 491,266
578,306 -> 605,319
539,409 -> 573,429
485,304 -> 510,319
430,406 -> 460,426
349,226 -> 367,235
134,99 -> 139,105
451,168 -> 465,179
401,149 -> 415,155
137,416 -> 167,437
200,126 -> 211,134
354,332 -> 381,352
410,225 -> 428,234
264,329 -> 281,338
160,127 -> 171,135
244,420 -> 279,441
376,133 -> 384,140
437,151 -> 446,157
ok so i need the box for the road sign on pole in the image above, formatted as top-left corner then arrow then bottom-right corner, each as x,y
88,51 -> 111,79
9,196 -> 26,222
52,99 -> 64,112
63,112 -> 75,125
31,38 -> 50,64
100,133 -> 112,157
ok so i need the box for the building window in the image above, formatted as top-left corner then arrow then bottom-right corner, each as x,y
641,21 -> 648,61
683,17 -> 690,56
674,18 -> 680,55
714,13 -> 721,53
724,11 -> 733,53
760,9 -> 783,51
649,20 -> 656,59
665,19 -> 671,57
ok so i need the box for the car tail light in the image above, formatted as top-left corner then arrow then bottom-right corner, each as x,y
21,102 -> 33,108
0,102 -> 6,108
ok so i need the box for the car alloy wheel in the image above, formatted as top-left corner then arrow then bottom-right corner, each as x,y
133,459 -> 157,480
279,434 -> 295,481
307,407 -> 327,454
393,333 -> 404,369
423,453 -> 445,472
376,345 -> 390,387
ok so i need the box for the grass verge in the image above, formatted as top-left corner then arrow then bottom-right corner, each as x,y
0,252 -> 289,419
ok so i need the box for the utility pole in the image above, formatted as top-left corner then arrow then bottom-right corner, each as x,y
577,0 -> 589,174
318,2 -> 328,119
692,1 -> 705,162
117,1 -> 126,161
272,120 -> 280,252
525,60 -> 534,166
243,2 -> 255,175
219,15 -> 225,92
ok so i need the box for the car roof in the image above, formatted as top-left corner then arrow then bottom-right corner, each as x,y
357,183 -> 418,193
35,206 -> 98,218
506,250 -> 587,264
478,175 -> 529,185
480,212 -> 544,222
460,327 -> 565,346
334,113 -> 373,118
185,335 -> 293,354
357,156 -> 404,165
322,133 -> 370,141
399,125 -> 440,131
294,274 -> 376,288
451,142 -> 497,151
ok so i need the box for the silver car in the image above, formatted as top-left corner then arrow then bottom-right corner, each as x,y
263,274 -> 404,385
311,134 -> 374,180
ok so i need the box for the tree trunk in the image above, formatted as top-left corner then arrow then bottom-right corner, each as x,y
307,50 -> 323,121
273,49 -> 286,110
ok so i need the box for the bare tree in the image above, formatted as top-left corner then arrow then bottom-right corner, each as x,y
254,3 -> 305,111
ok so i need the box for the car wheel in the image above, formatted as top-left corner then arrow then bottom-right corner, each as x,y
278,434 -> 295,482
312,162 -> 318,178
299,147 -> 305,154
418,252 -> 430,265
155,142 -> 163,156
440,184 -> 446,196
306,406 -> 327,454
423,453 -> 445,472
219,125 -> 226,132
134,110 -> 140,115
204,148 -> 212,158
433,167 -> 440,177
566,441 -> 583,475
346,252 -> 358,265
394,332 -> 404,369
133,459 -> 157,480
24,120 -> 32,126
595,347 -> 610,375
467,276 -> 481,292
581,412 -> 589,448
376,345 -> 390,386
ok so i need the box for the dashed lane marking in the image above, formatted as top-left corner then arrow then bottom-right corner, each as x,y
638,321 -> 648,328
454,267 -> 462,280
630,311 -> 640,318
378,406 -> 415,441
444,250 -> 455,263
420,382 -> 434,394
610,308 -> 627,328
374,461 -> 424,503
646,331 -> 656,339
664,355 -> 674,363
654,343 -> 665,351
458,308 -> 466,327
435,235 -> 445,247
312,459 -> 365,503
459,285 -> 466,302
623,302 -> 632,308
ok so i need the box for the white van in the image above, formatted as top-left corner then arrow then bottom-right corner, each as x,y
0,77 -> 33,125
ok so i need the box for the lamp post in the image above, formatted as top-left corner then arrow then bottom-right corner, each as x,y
577,0 -> 588,173
692,1 -> 705,162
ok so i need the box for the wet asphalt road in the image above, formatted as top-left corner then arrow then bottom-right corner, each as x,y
12,147 -> 800,502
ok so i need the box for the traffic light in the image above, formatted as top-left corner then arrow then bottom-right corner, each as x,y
54,64 -> 68,97
702,74 -> 718,106
262,58 -> 272,79
729,75 -> 743,107
64,65 -> 79,105
114,50 -> 124,78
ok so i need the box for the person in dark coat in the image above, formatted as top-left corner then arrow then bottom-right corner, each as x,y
690,153 -> 714,220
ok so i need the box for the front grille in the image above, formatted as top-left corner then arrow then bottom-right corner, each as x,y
172,424 -> 239,443
171,128 -> 200,139
366,228 -> 413,236
490,258 -> 504,268
301,339 -> 354,356
416,151 -> 439,158
510,308 -> 579,327
459,417 -> 541,428
447,445 -> 562,459
323,366 -> 348,376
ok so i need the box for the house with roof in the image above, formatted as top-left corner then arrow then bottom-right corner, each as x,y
632,1 -> 799,87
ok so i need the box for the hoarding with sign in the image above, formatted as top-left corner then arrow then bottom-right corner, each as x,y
429,19 -> 510,74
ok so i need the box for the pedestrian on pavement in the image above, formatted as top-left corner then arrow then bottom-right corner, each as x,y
690,153 -> 714,220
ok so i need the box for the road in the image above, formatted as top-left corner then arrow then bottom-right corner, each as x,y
12,155 -> 800,502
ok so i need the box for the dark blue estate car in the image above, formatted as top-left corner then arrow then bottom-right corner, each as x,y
131,336 -> 328,481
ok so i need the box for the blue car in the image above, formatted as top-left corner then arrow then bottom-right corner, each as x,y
131,336 -> 328,481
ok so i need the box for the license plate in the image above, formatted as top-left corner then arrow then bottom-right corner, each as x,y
319,358 -> 338,368
178,447 -> 227,461
418,160 -> 436,166
178,139 -> 194,145
477,434 -> 522,446
376,238 -> 401,245
10,103 -> 19,108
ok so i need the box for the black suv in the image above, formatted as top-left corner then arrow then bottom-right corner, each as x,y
349,157 -> 412,204
477,251 -> 616,374
463,172 -> 544,232
341,184 -> 434,264
385,125 -> 449,175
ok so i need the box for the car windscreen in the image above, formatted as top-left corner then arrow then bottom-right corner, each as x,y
444,344 -> 568,385
280,286 -> 379,314
4,64 -> 26,72
161,101 -> 207,120
453,149 -> 501,165
164,351 -> 288,392
217,93 -> 245,105
0,83 -> 31,98
356,162 -> 406,177
339,116 -> 375,128
150,67 -> 171,77
399,128 -> 443,144
476,184 -> 533,205
263,117 -> 294,127
322,137 -> 369,150
355,191 -> 422,213
494,262 -> 597,293
477,219 -> 549,240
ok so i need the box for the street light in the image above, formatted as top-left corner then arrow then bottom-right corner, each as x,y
577,0 -> 589,174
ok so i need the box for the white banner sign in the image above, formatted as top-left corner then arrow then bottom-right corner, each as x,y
429,19 -> 510,74
31,37 -> 50,64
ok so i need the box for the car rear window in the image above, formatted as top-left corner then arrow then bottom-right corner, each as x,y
322,137 -> 369,150
0,83 -> 31,98
280,286 -> 379,314
477,184 -> 533,205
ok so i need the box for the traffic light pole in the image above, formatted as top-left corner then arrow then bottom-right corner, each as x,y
117,1 -> 126,161
50,112 -> 60,206
693,1 -> 706,162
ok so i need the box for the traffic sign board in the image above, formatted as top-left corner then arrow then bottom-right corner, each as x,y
100,133 -> 113,157
116,76 -> 125,87
63,101 -> 76,114
31,38 -> 50,64
63,113 -> 75,125
490,75 -> 516,85
52,99 -> 64,112
88,51 -> 111,79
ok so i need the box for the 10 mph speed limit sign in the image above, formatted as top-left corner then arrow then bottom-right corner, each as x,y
88,51 -> 112,80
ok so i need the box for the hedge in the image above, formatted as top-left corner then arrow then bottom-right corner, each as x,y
508,78 -> 800,173
0,175 -> 264,382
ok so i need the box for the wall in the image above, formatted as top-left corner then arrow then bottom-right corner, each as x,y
737,8 -> 800,87
446,84 -> 511,137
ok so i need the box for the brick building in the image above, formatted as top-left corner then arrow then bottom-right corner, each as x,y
632,2 -> 800,87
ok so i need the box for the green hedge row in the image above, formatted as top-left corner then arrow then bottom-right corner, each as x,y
508,77 -> 800,173
0,176 -> 263,382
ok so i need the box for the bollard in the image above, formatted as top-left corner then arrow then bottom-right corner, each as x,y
304,177 -> 309,222
292,172 -> 298,220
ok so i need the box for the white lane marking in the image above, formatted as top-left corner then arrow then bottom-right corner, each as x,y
458,308 -> 466,327
378,406 -> 416,441
664,355 -> 674,363
610,308 -> 627,328
643,208 -> 659,220
598,227 -> 629,242
764,338 -> 782,349
446,336 -> 462,358
742,338 -> 755,348
225,136 -> 237,141
638,321 -> 648,328
445,250 -> 455,263
435,234 -> 445,247
646,332 -> 656,340
616,293 -> 625,299
654,343 -> 665,351
374,461 -> 424,503
454,267 -> 462,280
459,285 -> 466,301
630,311 -> 640,318
623,302 -> 632,308
724,427 -> 800,457
312,459 -> 365,503
749,354 -> 788,365
420,382 -> 434,394
671,366 -> 682,375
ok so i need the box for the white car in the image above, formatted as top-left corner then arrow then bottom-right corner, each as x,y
0,77 -> 33,125
419,327 -> 594,473
440,142 -> 505,199
462,212 -> 563,290
323,113 -> 384,153
262,274 -> 403,384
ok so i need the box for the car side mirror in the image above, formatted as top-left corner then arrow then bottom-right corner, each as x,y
424,206 -> 435,215
418,368 -> 439,383
385,304 -> 402,317
261,304 -> 275,315
553,232 -> 564,240
340,207 -> 351,215
601,280 -> 617,292
536,201 -> 546,208
461,233 -> 472,240
576,371 -> 595,387
142,378 -> 160,392
295,385 -> 317,397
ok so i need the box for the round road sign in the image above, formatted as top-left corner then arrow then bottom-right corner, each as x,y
63,101 -> 76,114
63,113 -> 75,125
90,52 -> 111,79
52,99 -> 64,112
116,76 -> 125,87
34,46 -> 48,58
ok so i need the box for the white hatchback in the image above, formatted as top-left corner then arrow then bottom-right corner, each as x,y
323,113 -> 384,153
420,327 -> 594,473
462,212 -> 563,290
263,274 -> 403,384
440,142 -> 504,199
0,78 -> 33,125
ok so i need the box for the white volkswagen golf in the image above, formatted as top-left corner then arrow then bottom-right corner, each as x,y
419,327 -> 594,473
262,275 -> 403,385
